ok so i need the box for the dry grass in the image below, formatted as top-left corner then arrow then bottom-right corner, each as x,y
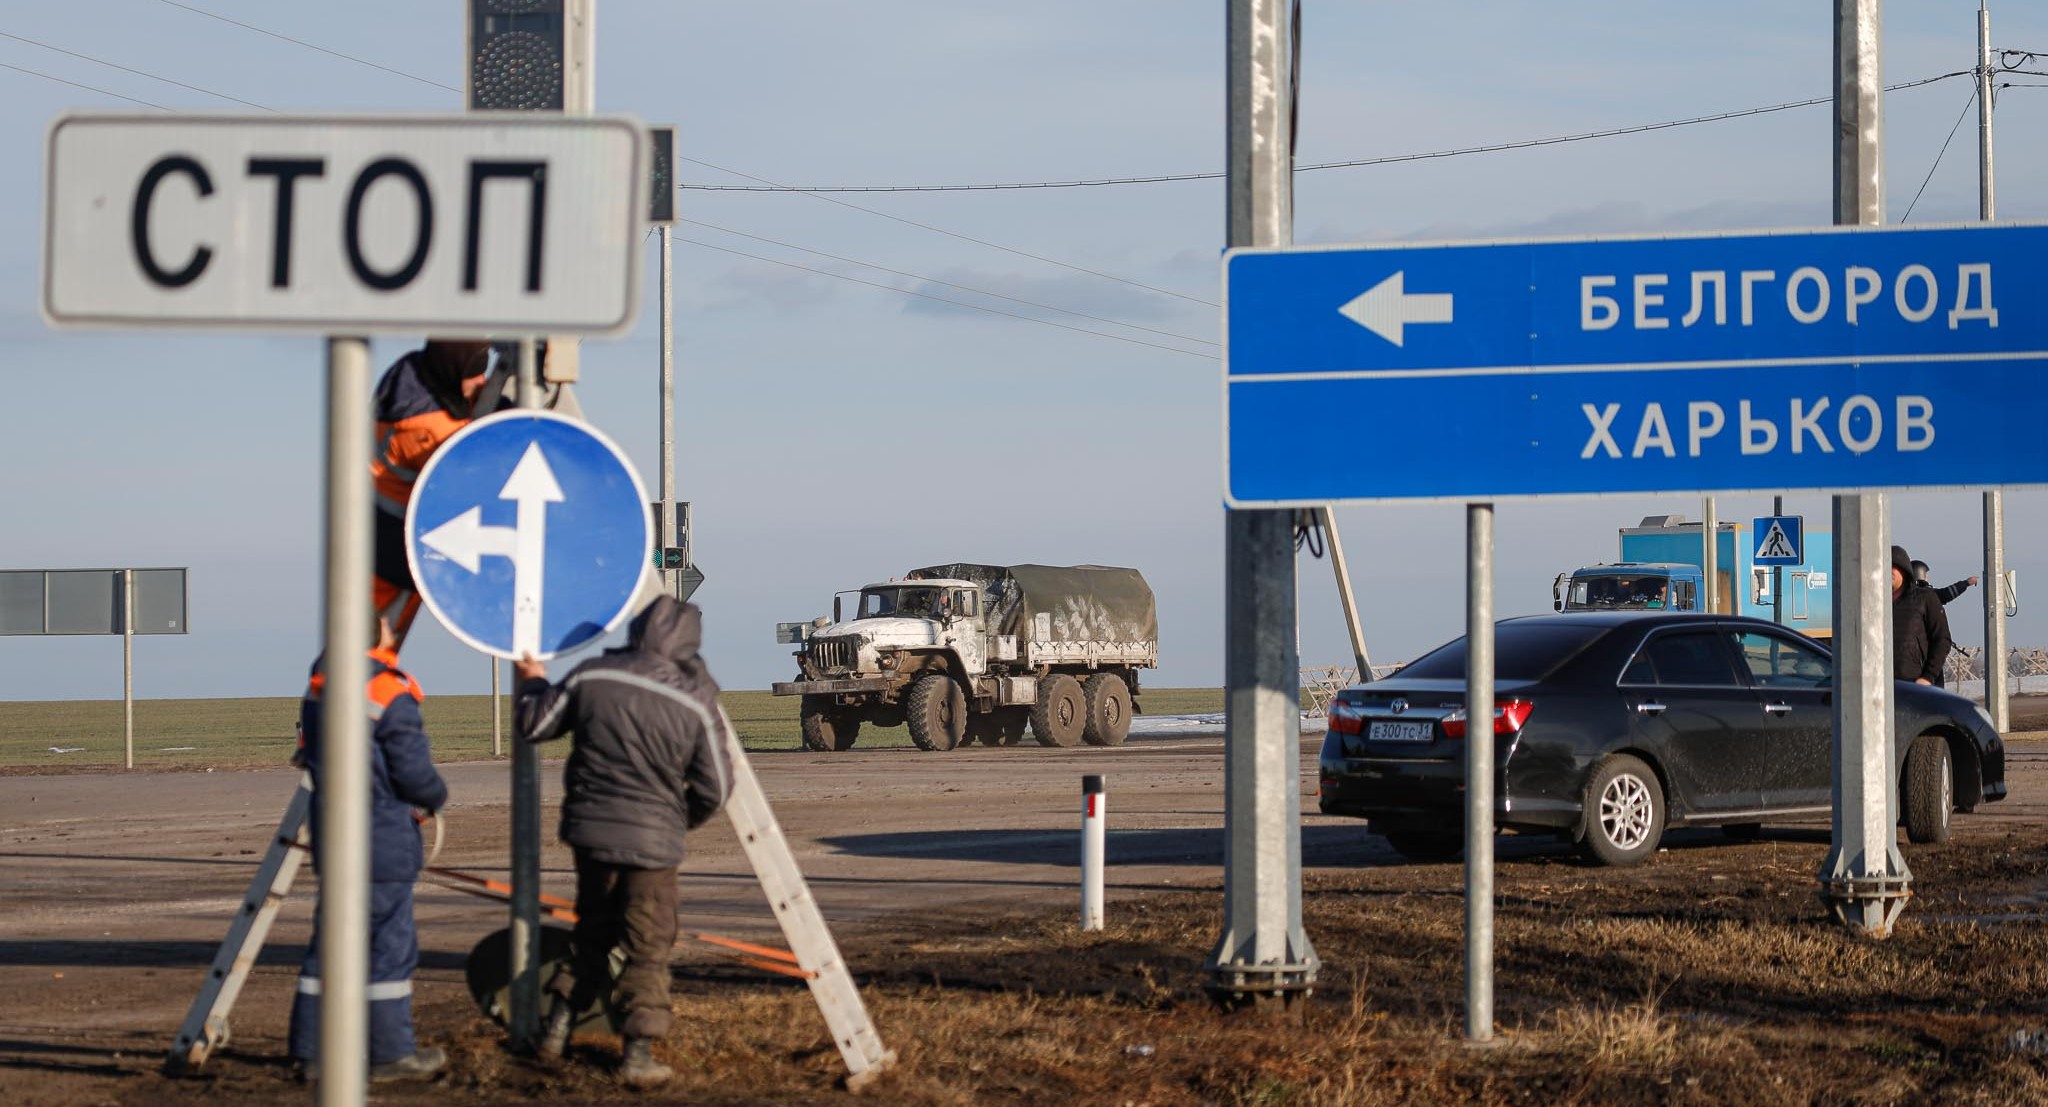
64,822 -> 2048,1105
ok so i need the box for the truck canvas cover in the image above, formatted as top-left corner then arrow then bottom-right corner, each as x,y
908,564 -> 1157,646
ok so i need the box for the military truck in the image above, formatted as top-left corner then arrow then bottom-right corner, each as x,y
773,564 -> 1158,752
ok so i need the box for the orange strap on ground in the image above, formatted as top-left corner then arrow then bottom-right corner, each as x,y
415,865 -> 807,974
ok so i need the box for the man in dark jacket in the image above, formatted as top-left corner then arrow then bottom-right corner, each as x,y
1893,545 -> 1953,686
1912,560 -> 1980,606
514,596 -> 734,1088
289,620 -> 450,1083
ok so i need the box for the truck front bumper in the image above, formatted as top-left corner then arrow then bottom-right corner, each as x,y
772,678 -> 893,697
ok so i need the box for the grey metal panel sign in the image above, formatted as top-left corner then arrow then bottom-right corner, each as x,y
46,570 -> 119,634
43,114 -> 647,336
133,569 -> 190,634
0,571 -> 43,635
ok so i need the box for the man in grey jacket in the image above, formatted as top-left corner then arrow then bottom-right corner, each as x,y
514,596 -> 734,1087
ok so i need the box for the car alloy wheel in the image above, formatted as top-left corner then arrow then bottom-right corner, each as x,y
1600,773 -> 1655,851
1581,754 -> 1665,866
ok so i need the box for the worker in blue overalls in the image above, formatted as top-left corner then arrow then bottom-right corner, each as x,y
288,618 -> 450,1084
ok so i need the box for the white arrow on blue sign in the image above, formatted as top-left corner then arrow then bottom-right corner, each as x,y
407,410 -> 650,660
1226,222 -> 2048,505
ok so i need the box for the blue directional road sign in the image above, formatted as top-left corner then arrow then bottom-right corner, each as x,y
1752,515 -> 1805,566
1226,223 -> 2048,505
407,410 -> 650,660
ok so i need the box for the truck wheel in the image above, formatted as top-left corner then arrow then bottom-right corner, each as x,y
799,695 -> 858,752
1903,733 -> 1953,845
1031,674 -> 1086,747
1081,673 -> 1132,747
905,674 -> 967,752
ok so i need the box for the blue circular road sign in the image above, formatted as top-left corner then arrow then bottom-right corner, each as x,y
406,410 -> 651,660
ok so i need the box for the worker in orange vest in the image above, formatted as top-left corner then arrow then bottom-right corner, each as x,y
371,340 -> 495,645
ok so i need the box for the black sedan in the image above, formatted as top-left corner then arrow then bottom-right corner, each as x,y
1317,612 -> 2006,865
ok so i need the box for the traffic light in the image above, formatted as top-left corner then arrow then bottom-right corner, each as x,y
467,0 -> 564,111
648,126 -> 676,225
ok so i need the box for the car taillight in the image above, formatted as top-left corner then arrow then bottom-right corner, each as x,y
1328,700 -> 1363,736
1440,699 -> 1534,739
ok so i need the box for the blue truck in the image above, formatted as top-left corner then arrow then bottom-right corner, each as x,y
1554,514 -> 1834,637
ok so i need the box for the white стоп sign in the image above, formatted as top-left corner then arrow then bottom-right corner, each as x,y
43,113 -> 646,335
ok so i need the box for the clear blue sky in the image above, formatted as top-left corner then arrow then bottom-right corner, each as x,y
4,2 -> 2044,700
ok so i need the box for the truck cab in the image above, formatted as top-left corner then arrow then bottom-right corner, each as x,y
1554,563 -> 1704,613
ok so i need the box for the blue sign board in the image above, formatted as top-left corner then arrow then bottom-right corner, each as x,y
1752,515 -> 1805,566
407,410 -> 650,660
1225,223 -> 2048,504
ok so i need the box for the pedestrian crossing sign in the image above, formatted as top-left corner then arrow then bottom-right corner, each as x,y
1752,515 -> 1804,566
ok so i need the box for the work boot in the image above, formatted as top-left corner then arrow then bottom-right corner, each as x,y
618,1038 -> 672,1088
369,1046 -> 446,1084
537,999 -> 575,1060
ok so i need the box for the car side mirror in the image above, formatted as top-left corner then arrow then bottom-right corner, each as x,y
833,597 -> 842,623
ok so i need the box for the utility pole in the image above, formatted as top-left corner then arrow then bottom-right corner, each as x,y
1207,0 -> 1317,1007
1978,0 -> 2010,734
1819,0 -> 1911,939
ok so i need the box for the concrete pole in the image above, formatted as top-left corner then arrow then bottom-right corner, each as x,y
1702,497 -> 1719,614
1207,0 -> 1317,1007
1317,507 -> 1373,678
508,338 -> 543,1048
1463,503 -> 1495,1042
319,336 -> 373,1107
1978,1 -> 2010,733
122,568 -> 134,770
1819,0 -> 1911,938
660,224 -> 676,598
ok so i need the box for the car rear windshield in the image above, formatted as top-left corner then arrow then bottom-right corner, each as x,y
1395,624 -> 1606,681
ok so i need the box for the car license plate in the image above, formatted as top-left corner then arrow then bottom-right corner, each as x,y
1368,720 -> 1433,743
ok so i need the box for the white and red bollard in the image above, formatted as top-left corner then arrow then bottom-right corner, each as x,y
1082,774 -> 1105,930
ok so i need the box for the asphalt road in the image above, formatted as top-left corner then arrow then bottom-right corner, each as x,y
2,715 -> 2043,1085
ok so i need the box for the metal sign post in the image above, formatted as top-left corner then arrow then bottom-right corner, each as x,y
1463,503 -> 1495,1042
1206,0 -> 1318,1008
510,338 -> 545,1049
1978,1 -> 2010,735
1819,0 -> 1911,939
320,335 -> 374,1107
121,569 -> 134,769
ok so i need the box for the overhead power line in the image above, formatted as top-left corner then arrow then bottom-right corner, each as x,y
118,3 -> 1215,314
679,238 -> 1215,361
682,218 -> 1218,348
150,0 -> 460,93
0,59 -> 170,110
1900,89 -> 1976,224
0,29 -> 275,111
680,70 -> 1974,194
684,156 -> 1217,308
